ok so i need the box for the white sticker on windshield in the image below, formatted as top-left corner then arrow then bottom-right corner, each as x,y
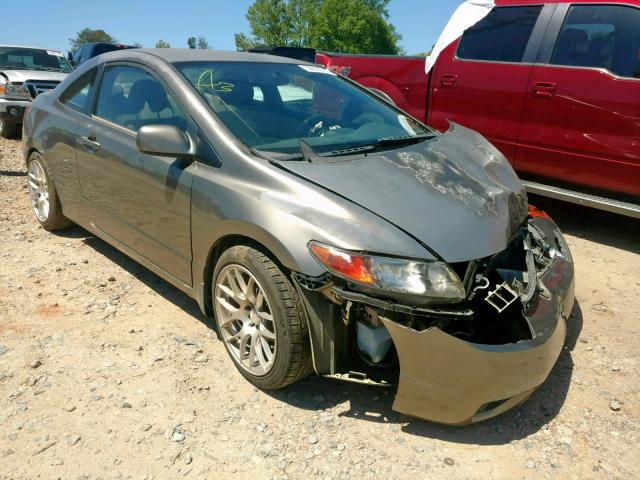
298,65 -> 335,75
47,50 -> 64,57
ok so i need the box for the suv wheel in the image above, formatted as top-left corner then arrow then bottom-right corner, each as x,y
27,152 -> 72,230
212,246 -> 313,390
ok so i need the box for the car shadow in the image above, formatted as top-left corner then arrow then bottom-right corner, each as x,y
52,226 -> 214,329
0,170 -> 27,177
528,194 -> 640,255
265,301 -> 583,445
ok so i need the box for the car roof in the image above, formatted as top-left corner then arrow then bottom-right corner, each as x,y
0,44 -> 63,52
111,48 -> 310,65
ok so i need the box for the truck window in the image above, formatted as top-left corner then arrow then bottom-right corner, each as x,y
457,6 -> 542,63
550,5 -> 640,79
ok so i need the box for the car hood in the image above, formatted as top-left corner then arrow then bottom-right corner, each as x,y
0,70 -> 68,83
276,123 -> 528,262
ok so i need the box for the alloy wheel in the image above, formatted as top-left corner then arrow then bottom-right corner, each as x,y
28,158 -> 49,222
214,264 -> 277,376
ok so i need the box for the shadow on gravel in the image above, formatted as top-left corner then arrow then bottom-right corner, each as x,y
529,195 -> 640,255
0,170 -> 26,177
267,301 -> 583,446
51,225 -> 215,329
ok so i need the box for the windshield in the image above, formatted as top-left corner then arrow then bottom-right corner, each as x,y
0,47 -> 72,73
176,61 -> 432,157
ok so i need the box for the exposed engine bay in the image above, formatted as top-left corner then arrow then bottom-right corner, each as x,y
292,213 -> 574,406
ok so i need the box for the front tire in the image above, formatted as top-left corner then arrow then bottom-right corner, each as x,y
0,119 -> 19,139
27,152 -> 72,231
212,245 -> 313,390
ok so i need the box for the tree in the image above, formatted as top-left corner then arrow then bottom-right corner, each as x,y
155,39 -> 171,48
69,28 -> 117,49
311,0 -> 401,54
197,36 -> 210,49
132,42 -> 143,48
235,33 -> 257,51
234,0 -> 402,54
188,37 -> 197,49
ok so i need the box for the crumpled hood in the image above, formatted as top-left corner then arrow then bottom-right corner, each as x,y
0,70 -> 68,83
277,123 -> 528,262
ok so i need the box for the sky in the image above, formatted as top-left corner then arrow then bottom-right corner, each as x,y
0,0 -> 462,55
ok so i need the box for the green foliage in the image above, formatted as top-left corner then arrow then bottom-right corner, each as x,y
132,42 -> 143,48
235,0 -> 402,54
69,28 -> 117,49
188,37 -> 197,49
235,33 -> 257,51
155,39 -> 171,48
197,36 -> 210,49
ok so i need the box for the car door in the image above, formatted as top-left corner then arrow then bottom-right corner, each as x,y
75,63 -> 196,286
428,4 -> 553,162
515,3 -> 640,197
46,67 -> 99,221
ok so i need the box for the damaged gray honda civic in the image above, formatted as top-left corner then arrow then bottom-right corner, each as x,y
23,49 -> 575,425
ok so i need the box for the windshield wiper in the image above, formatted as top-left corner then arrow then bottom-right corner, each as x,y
251,134 -> 434,163
374,133 -> 434,147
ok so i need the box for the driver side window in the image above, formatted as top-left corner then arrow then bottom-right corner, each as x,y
60,68 -> 97,113
94,65 -> 187,131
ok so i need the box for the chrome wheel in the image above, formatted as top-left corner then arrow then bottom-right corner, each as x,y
214,264 -> 277,376
28,158 -> 49,222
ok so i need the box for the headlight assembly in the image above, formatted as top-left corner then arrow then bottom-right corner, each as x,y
308,241 -> 465,303
0,83 -> 28,98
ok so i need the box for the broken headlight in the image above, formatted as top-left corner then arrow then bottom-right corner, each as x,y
308,241 -> 465,303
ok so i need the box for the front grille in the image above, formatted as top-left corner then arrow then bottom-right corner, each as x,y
23,80 -> 60,99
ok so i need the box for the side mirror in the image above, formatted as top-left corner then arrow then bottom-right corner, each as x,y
136,125 -> 193,157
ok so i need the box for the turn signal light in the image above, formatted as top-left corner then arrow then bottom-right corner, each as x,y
528,204 -> 550,219
309,243 -> 374,285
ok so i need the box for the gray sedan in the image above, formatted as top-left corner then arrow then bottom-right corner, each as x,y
22,49 -> 574,425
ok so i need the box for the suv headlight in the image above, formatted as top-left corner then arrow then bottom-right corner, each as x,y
308,241 -> 465,303
0,83 -> 28,98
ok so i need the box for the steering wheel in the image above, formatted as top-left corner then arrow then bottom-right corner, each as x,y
297,114 -> 340,138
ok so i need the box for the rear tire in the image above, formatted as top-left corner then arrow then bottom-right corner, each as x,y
27,151 -> 72,231
212,245 -> 313,390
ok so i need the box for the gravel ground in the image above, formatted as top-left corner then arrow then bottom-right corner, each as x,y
1,136 -> 639,480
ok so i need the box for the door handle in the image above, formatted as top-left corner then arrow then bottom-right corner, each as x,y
439,74 -> 458,88
532,82 -> 557,99
79,135 -> 101,152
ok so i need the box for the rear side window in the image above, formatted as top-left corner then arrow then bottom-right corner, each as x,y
59,68 -> 97,113
457,6 -> 543,63
94,65 -> 187,131
551,5 -> 640,79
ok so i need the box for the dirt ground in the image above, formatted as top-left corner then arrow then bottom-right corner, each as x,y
1,135 -> 639,480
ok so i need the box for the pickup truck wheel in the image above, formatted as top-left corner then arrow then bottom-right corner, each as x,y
27,152 -> 72,231
212,246 -> 313,390
0,119 -> 19,139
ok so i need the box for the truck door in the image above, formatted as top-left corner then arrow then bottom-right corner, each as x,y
515,3 -> 640,197
428,5 -> 552,162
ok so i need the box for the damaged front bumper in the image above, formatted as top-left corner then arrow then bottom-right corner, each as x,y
295,214 -> 575,425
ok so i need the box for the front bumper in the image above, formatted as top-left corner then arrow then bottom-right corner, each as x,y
382,216 -> 575,425
0,98 -> 30,124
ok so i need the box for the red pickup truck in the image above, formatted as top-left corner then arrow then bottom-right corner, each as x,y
256,0 -> 640,217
